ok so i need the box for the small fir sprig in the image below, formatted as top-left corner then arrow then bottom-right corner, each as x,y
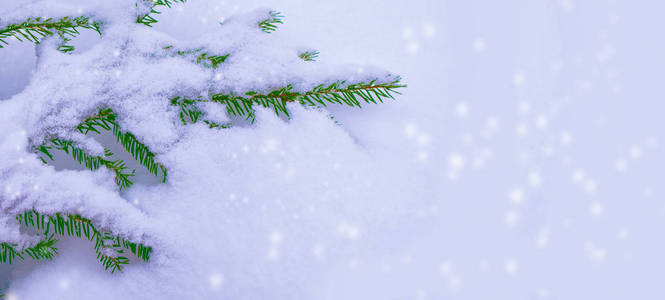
211,78 -> 405,120
77,108 -> 168,183
171,96 -> 203,125
137,0 -> 187,27
16,210 -> 152,273
167,78 -> 404,124
0,16 -> 101,53
299,50 -> 319,62
37,138 -> 136,189
258,10 -> 284,33
0,235 -> 58,264
36,107 -> 168,190
197,52 -> 230,69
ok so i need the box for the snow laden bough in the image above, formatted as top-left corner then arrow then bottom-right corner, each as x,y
0,0 -> 404,294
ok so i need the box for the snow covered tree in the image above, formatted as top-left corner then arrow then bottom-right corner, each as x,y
0,0 -> 403,297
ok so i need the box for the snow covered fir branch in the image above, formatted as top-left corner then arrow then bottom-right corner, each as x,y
2,210 -> 152,275
0,16 -> 101,53
15,210 -> 152,272
1,235 -> 58,265
37,138 -> 137,189
169,78 -> 405,124
76,108 -> 168,183
0,0 -> 404,296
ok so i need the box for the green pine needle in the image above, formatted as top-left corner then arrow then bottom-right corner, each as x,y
169,78 -> 405,125
78,108 -> 168,183
299,51 -> 319,62
170,96 -> 233,129
258,10 -> 284,33
1,235 -> 58,265
210,78 -> 406,121
38,138 -> 135,190
0,16 -> 102,53
36,107 -> 167,189
197,52 -> 230,68
137,0 -> 187,27
15,210 -> 152,273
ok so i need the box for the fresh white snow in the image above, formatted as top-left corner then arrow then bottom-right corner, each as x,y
2,0 -> 665,299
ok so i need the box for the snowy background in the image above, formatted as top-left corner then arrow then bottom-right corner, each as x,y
1,0 -> 664,299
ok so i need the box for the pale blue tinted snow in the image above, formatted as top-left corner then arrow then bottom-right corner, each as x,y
1,0 -> 664,299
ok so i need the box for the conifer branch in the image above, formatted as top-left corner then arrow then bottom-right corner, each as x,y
299,51 -> 319,62
258,10 -> 284,33
297,79 -> 405,107
19,235 -> 59,261
137,0 -> 187,27
78,109 -> 168,183
35,108 -> 166,188
0,16 -> 101,53
210,78 -> 405,120
170,78 -> 404,124
38,138 -> 135,190
0,235 -> 58,264
15,210 -> 152,273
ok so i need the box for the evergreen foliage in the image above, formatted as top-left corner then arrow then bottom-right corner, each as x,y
15,210 -> 151,273
2,210 -> 151,274
77,108 -> 168,183
299,50 -> 319,62
211,78 -> 404,120
167,78 -> 404,125
38,138 -> 136,189
258,10 -> 284,33
0,0 -> 404,283
36,107 -> 168,191
1,235 -> 58,264
0,16 -> 101,53
136,0 -> 188,27
171,96 -> 204,124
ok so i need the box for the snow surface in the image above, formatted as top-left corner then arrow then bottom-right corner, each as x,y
2,0 -> 665,299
